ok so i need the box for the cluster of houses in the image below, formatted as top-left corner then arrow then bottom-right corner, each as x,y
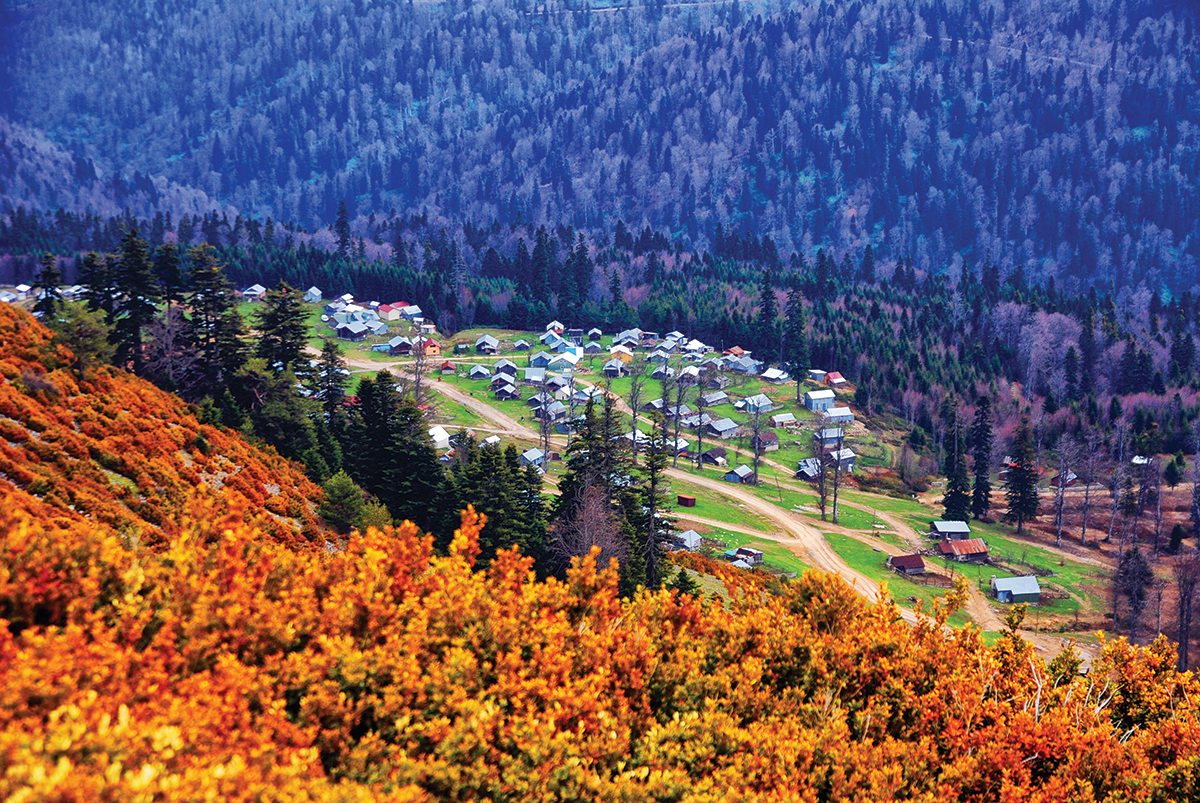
278,285 -> 432,343
884,519 -> 1042,604
1,284 -> 87,305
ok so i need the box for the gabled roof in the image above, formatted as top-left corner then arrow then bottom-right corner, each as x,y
727,464 -> 754,478
993,576 -> 1041,595
931,520 -> 972,535
475,334 -> 499,347
805,389 -> 836,400
938,538 -> 989,557
890,554 -> 926,571
708,417 -> 738,432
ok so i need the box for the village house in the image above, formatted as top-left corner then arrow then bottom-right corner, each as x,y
813,427 -> 844,448
732,546 -> 764,565
337,321 -> 368,341
588,327 -> 603,341
744,393 -> 773,414
826,407 -> 855,425
400,304 -> 423,320
701,447 -> 729,466
495,359 -> 518,375
828,448 -> 856,472
808,369 -> 828,383
520,447 -> 546,468
930,521 -> 972,539
887,554 -> 927,576
937,538 -> 990,563
705,418 -> 739,439
439,360 -> 455,375
388,336 -> 413,356
991,576 -> 1042,604
752,431 -> 780,452
761,368 -> 790,383
523,367 -> 547,384
545,320 -> 565,333
428,426 -> 451,452
603,359 -> 627,378
475,335 -> 499,354
805,389 -> 836,412
242,283 -> 267,301
825,371 -> 848,388
725,464 -> 755,484
701,391 -> 729,407
494,384 -> 521,401
304,286 -> 322,303
677,529 -> 703,550
377,303 -> 403,321
513,339 -> 531,351
468,365 -> 491,379
796,458 -> 823,480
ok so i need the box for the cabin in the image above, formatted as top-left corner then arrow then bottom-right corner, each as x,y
825,371 -> 848,387
337,321 -> 368,341
545,320 -> 565,333
796,458 -> 823,480
368,320 -> 390,336
546,352 -> 580,371
701,391 -> 729,407
805,389 -> 836,412
490,372 -> 515,388
475,335 -> 499,354
771,412 -> 798,427
377,303 -> 402,321
887,554 -> 927,576
388,336 -> 413,356
416,337 -> 441,356
583,341 -> 604,355
495,359 -> 518,375
702,447 -> 728,467
937,538 -> 990,563
705,418 -> 739,439
428,425 -> 451,452
828,448 -> 856,472
991,576 -> 1042,604
603,358 -> 627,378
1050,471 -> 1079,488
494,384 -> 521,401
826,407 -> 855,425
513,339 -> 531,351
930,521 -> 972,539
813,427 -> 844,448
523,367 -> 547,385
400,304 -> 423,320
242,283 -> 267,301
761,368 -> 790,383
677,529 -> 702,550
439,360 -> 455,375
808,369 -> 828,383
588,327 -> 603,341
752,431 -> 780,453
733,547 -> 764,565
651,365 -> 676,381
304,286 -> 322,304
468,364 -> 491,380
744,393 -> 773,414
520,447 -> 546,468
529,351 -> 553,368
725,464 -> 755,484
565,328 -> 585,345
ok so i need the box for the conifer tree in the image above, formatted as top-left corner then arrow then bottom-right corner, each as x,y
319,470 -> 366,534
783,282 -> 809,403
634,413 -> 674,589
111,228 -> 161,375
32,252 -> 62,319
313,338 -> 349,422
942,404 -> 971,521
971,395 -> 994,519
153,241 -> 186,310
187,244 -> 247,389
1004,416 -> 1039,534
335,200 -> 351,257
79,251 -> 117,316
254,280 -> 309,372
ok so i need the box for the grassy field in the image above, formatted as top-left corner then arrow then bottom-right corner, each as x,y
823,532 -> 971,628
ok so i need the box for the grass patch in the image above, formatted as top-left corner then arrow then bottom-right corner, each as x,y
823,531 -> 972,628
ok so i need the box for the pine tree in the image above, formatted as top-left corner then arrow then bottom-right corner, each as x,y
942,404 -> 971,521
783,282 -> 809,403
313,338 -> 349,422
153,242 -> 186,310
757,265 -> 778,355
634,414 -> 674,589
32,252 -> 63,319
335,200 -> 352,257
319,470 -> 366,534
1004,416 -> 1039,534
79,251 -> 117,317
111,228 -> 161,375
187,244 -> 247,389
971,396 -> 994,519
254,280 -> 309,372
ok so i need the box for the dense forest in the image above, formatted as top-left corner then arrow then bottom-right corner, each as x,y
2,0 -> 1199,291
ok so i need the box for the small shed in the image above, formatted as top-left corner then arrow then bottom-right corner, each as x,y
304,286 -> 323,303
588,327 -> 603,341
677,529 -> 703,550
725,464 -> 755,484
771,413 -> 798,427
702,447 -> 728,467
808,369 -> 828,382
796,458 -> 823,480
520,447 -> 546,468
887,554 -> 927,576
991,575 -> 1042,604
677,493 -> 696,508
761,368 -> 790,383
494,384 -> 521,400
428,426 -> 451,451
752,431 -> 780,452
439,360 -> 455,375
825,371 -> 848,387
931,521 -> 972,539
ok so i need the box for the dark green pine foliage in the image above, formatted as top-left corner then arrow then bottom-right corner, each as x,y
111,228 -> 161,375
1003,416 -> 1039,534
79,251 -> 117,317
187,244 -> 247,389
942,405 -> 971,522
234,359 -> 328,480
556,396 -> 628,520
153,242 -> 186,309
254,280 -> 310,372
757,265 -> 778,356
633,414 -> 674,590
313,338 -> 349,422
450,439 -> 548,571
319,469 -> 366,534
349,371 -> 449,536
32,252 -> 63,319
783,282 -> 809,403
335,200 -> 351,257
971,396 -> 994,520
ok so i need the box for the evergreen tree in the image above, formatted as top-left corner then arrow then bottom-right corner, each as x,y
153,242 -> 186,309
634,414 -> 674,589
783,282 -> 809,403
313,338 -> 349,422
1003,416 -> 1039,534
78,251 -> 117,317
32,252 -> 63,319
942,404 -> 971,521
757,265 -> 778,355
187,244 -> 247,389
111,228 -> 161,375
971,396 -> 994,519
319,470 -> 366,534
335,200 -> 351,257
254,280 -> 309,371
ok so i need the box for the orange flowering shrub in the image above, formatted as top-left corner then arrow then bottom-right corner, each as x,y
4,499 -> 1200,801
0,304 -> 321,544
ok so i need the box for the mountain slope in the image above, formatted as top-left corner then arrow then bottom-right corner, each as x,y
0,302 -> 321,545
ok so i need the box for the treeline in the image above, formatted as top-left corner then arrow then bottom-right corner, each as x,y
2,0 -> 1198,289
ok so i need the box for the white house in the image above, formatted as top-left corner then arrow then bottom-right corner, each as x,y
428,425 -> 451,451
304,286 -> 322,303
826,407 -> 855,424
243,283 -> 267,301
761,368 -> 790,383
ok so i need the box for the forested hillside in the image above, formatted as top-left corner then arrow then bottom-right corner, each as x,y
2,0 -> 1198,289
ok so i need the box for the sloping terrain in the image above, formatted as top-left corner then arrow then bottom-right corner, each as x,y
0,303 -> 321,545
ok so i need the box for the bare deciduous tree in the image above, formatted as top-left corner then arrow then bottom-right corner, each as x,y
1174,547 -> 1200,671
1079,428 -> 1105,546
626,363 -> 649,462
551,482 -> 628,573
1053,436 -> 1079,548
